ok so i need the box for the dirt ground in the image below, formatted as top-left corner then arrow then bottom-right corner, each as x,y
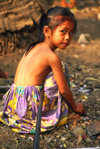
0,0 -> 100,149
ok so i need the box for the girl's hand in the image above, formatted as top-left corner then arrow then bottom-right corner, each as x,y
74,103 -> 86,115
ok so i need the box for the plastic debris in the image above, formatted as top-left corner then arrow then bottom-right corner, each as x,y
63,143 -> 67,148
78,87 -> 92,93
20,135 -> 25,138
65,124 -> 69,129
28,136 -> 34,141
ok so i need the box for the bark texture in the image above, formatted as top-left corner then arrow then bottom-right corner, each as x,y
0,0 -> 53,54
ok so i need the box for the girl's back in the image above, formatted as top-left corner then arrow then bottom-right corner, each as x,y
14,42 -> 54,86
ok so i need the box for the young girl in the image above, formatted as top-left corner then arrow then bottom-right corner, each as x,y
0,6 -> 85,134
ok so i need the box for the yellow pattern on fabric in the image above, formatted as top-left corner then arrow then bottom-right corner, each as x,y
31,91 -> 39,107
56,116 -> 68,126
12,114 -> 20,121
25,110 -> 33,120
8,94 -> 17,114
43,95 -> 50,112
43,93 -> 58,111
45,77 -> 54,87
12,128 -> 21,133
61,100 -> 68,113
41,119 -> 54,127
27,96 -> 32,110
50,99 -> 58,110
0,111 -> 8,125
8,117 -> 16,125
43,93 -> 50,105
5,108 -> 11,116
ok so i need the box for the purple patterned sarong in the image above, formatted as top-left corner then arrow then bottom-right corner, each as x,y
0,61 -> 70,133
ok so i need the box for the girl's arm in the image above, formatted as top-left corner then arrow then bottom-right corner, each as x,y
48,54 -> 85,115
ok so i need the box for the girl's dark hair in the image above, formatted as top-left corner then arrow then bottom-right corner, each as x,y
26,6 -> 77,54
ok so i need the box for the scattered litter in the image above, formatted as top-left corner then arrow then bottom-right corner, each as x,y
77,134 -> 82,145
61,137 -> 66,141
20,135 -> 25,138
46,137 -> 52,143
73,54 -> 79,58
65,124 -> 68,129
81,95 -> 88,99
85,77 -> 100,82
60,144 -> 63,148
63,143 -> 67,148
83,117 -> 90,121
28,136 -> 34,141
83,134 -> 86,140
78,87 -> 92,93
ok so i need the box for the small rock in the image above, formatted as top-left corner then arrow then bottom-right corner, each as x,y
97,110 -> 100,116
85,137 -> 92,143
64,132 -> 71,139
0,79 -> 8,85
72,127 -> 85,138
78,33 -> 91,44
0,105 -> 4,111
86,122 -> 100,136
80,82 -> 84,86
97,98 -> 100,102
97,135 -> 100,140
81,44 -> 85,47
46,137 -> 52,143
61,137 -> 66,141
97,12 -> 100,20
0,99 -> 4,106
97,116 -> 100,121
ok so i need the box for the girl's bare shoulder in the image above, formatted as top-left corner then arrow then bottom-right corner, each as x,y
24,42 -> 60,66
36,42 -> 59,59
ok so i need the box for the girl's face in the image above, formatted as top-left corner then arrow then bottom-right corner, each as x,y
48,20 -> 75,51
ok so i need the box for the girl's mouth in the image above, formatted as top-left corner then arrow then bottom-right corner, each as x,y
62,43 -> 69,46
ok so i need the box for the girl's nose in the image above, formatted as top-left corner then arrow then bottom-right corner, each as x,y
65,33 -> 70,40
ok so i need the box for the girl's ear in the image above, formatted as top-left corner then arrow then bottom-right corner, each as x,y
43,26 -> 51,38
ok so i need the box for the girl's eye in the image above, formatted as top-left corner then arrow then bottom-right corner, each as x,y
69,32 -> 74,35
61,30 -> 66,34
